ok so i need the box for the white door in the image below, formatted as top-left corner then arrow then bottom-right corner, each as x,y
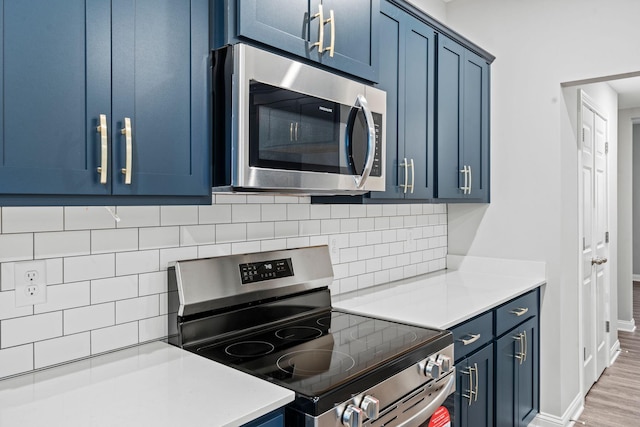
580,92 -> 609,396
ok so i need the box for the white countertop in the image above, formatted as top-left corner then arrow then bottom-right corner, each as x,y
333,255 -> 546,329
0,341 -> 294,427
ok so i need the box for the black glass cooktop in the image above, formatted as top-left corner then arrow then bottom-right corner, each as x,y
193,310 -> 447,400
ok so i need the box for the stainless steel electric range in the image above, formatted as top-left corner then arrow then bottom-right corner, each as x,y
168,246 -> 454,427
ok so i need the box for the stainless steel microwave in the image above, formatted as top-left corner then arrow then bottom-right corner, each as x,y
212,44 -> 386,194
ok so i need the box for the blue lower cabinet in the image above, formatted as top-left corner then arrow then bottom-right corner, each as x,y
241,408 -> 284,427
453,344 -> 493,427
495,316 -> 539,427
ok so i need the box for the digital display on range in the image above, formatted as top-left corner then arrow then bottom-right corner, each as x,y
239,258 -> 294,284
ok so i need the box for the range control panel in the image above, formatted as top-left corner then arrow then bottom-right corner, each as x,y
239,258 -> 294,284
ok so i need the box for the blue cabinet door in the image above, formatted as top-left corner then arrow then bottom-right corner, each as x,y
242,408 -> 284,427
495,317 -> 539,427
436,34 -> 489,202
237,0 -> 378,81
111,0 -> 210,196
0,0 -> 111,195
460,344 -> 494,427
371,1 -> 434,200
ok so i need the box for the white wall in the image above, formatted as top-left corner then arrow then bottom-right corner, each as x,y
617,108 -> 638,329
405,0 -> 447,22
444,0 -> 639,423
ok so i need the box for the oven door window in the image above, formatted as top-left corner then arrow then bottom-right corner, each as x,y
249,81 -> 369,176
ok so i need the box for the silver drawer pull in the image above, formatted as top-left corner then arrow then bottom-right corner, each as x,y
510,307 -> 529,317
458,333 -> 481,346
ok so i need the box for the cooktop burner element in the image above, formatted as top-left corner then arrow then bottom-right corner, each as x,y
276,349 -> 356,378
275,326 -> 323,341
224,341 -> 274,358
169,246 -> 455,425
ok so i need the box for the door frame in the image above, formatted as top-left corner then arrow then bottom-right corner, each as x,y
577,89 -> 611,396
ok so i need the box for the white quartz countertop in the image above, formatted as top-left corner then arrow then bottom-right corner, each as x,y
333,255 -> 546,329
0,341 -> 294,427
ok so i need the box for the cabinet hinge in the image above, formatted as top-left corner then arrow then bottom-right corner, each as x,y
605,142 -> 609,154
583,347 -> 586,361
583,237 -> 586,250
582,128 -> 585,142
605,232 -> 609,243
606,321 -> 610,333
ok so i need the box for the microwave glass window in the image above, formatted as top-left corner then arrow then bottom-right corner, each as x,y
249,81 -> 366,175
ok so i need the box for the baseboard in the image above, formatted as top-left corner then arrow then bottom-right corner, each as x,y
618,318 -> 636,332
633,274 -> 640,281
610,339 -> 621,365
529,392 -> 584,427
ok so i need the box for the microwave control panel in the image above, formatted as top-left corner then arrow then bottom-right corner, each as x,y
371,112 -> 383,177
239,258 -> 294,284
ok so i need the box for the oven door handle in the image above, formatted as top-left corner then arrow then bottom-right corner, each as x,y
398,372 -> 456,427
352,94 -> 376,190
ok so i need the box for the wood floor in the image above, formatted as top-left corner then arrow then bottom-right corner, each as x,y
577,282 -> 640,426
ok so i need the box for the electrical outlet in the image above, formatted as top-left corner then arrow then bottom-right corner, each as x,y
14,260 -> 47,307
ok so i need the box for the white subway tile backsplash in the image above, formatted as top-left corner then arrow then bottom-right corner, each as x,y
180,225 -> 215,246
0,233 -> 33,262
116,295 -> 159,324
274,221 -> 298,238
0,344 -> 33,378
139,272 -> 167,296
91,322 -> 138,355
64,207 -> 116,230
34,282 -> 90,314
139,315 -> 168,342
159,246 -> 198,270
91,275 -> 138,304
0,194 -> 447,380
35,231 -> 90,259
91,228 -> 138,254
199,204 -> 232,224
231,241 -> 261,254
2,207 -> 63,233
116,250 -> 158,276
197,243 -> 232,258
64,254 -> 115,283
0,290 -> 33,320
232,204 -> 261,223
287,204 -> 310,221
1,311 -> 62,348
34,332 -> 90,369
161,206 -> 198,226
247,222 -> 275,240
216,223 -> 246,243
116,206 -> 160,228
261,204 -> 287,222
64,303 -> 114,335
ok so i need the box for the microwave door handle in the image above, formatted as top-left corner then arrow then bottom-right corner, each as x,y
353,94 -> 376,189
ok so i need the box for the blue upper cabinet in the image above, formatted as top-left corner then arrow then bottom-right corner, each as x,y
371,1 -> 434,200
436,34 -> 490,202
0,0 -> 111,196
0,0 -> 210,204
111,0 -> 210,197
236,0 -> 379,82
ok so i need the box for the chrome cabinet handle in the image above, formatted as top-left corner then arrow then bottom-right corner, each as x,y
326,9 -> 335,57
460,165 -> 469,194
591,257 -> 608,265
409,158 -> 415,194
510,307 -> 529,317
353,94 -> 376,189
473,362 -> 479,402
312,4 -> 325,53
522,330 -> 528,363
459,333 -> 481,346
295,122 -> 299,141
290,122 -> 294,141
401,158 -> 409,193
96,114 -> 108,184
514,333 -> 524,365
468,165 -> 472,194
463,366 -> 476,405
120,117 -> 132,185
